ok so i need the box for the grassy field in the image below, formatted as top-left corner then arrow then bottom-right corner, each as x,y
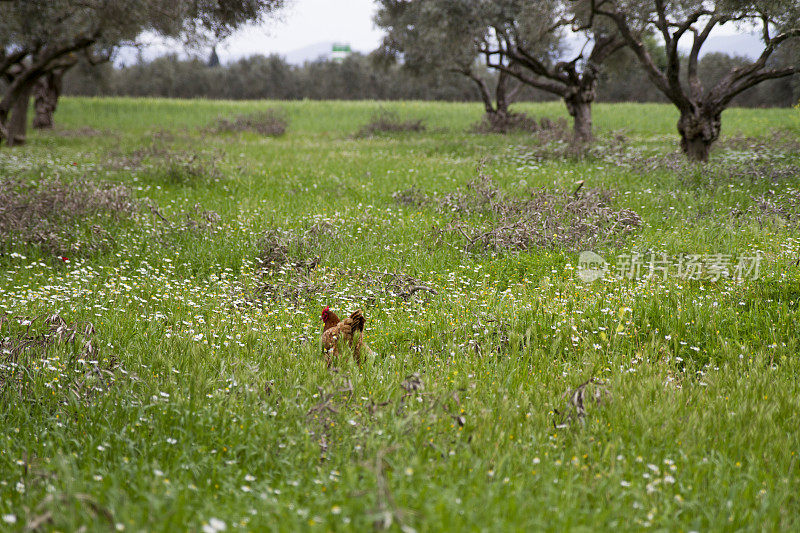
2,98 -> 800,531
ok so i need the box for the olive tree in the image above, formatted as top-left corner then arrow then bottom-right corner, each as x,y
481,0 -> 625,141
590,0 -> 800,161
375,0 -> 624,141
0,0 -> 284,146
374,0 -> 522,121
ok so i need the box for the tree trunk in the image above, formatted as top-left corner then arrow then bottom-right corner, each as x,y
495,70 -> 511,117
4,84 -> 33,147
464,70 -> 497,116
33,70 -> 64,130
564,93 -> 593,142
563,69 -> 598,143
677,108 -> 721,162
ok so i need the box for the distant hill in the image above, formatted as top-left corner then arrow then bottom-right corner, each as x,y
561,32 -> 764,60
282,41 -> 366,65
283,42 -> 337,64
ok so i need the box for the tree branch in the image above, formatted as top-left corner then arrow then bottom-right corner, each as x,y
0,32 -> 99,115
687,15 -> 723,100
489,62 -> 567,97
719,65 -> 798,107
591,0 -> 675,104
458,66 -> 495,114
0,49 -> 30,79
710,27 -> 800,102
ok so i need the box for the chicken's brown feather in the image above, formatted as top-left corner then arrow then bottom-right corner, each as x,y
320,308 -> 367,367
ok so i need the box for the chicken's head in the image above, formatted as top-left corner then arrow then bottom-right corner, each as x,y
321,306 -> 330,322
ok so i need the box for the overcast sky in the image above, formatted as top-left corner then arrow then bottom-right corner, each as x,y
219,0 -> 383,60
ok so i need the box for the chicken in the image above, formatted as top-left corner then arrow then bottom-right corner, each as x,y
320,306 -> 368,367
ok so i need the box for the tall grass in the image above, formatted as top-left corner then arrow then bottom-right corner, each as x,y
0,98 -> 798,531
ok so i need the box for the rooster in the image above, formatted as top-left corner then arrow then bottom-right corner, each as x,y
321,306 -> 369,367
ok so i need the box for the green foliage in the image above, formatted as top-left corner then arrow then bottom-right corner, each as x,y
62,51 -> 798,107
64,53 -> 483,102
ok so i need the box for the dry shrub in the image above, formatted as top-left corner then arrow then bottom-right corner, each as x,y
582,132 -> 800,187
431,168 -> 640,253
0,176 -> 135,257
152,151 -> 223,186
618,151 -> 799,187
257,221 -> 340,272
748,188 -> 800,227
553,377 -> 610,429
473,112 -> 568,137
391,187 -> 431,208
357,110 -> 425,137
716,129 -> 800,154
212,109 -> 288,136
330,269 -> 437,305
141,199 -> 222,246
108,136 -> 224,186
49,126 -> 107,138
255,264 -> 436,306
0,314 -> 120,403
254,222 -> 435,304
253,222 -> 343,305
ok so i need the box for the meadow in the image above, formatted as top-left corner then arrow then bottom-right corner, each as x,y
1,98 -> 799,531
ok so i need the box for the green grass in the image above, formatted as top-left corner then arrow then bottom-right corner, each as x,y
1,98 -> 800,531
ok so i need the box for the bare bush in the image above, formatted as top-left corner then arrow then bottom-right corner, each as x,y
150,151 -> 223,186
0,176 -> 135,257
211,109 -> 288,137
581,134 -> 800,187
332,269 -> 437,304
391,187 -> 431,208
142,198 -> 222,246
256,221 -> 340,272
357,110 -> 425,137
553,377 -> 610,429
49,126 -> 107,138
432,170 -> 640,253
472,113 -> 568,137
715,129 -> 800,155
110,140 -> 224,186
749,188 -> 800,228
0,314 -> 120,403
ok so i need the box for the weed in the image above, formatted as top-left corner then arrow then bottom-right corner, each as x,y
356,109 -> 425,137
211,109 -> 288,136
472,112 -> 568,137
553,377 -> 610,429
0,175 -> 135,257
432,169 -> 640,253
0,313 -> 119,405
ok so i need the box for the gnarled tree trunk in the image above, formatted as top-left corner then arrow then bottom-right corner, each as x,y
494,69 -> 511,118
563,64 -> 600,143
564,79 -> 597,143
677,106 -> 721,162
465,68 -> 509,120
33,70 -> 64,130
1,84 -> 33,147
565,96 -> 592,142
